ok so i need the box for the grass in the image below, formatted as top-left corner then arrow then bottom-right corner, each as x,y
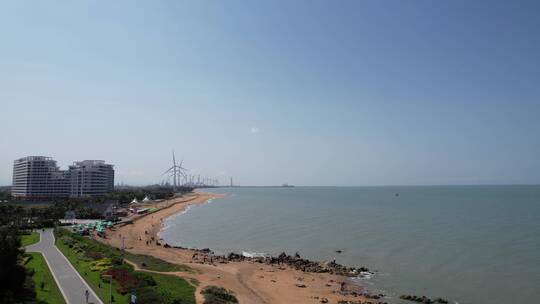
55,234 -> 129,303
201,286 -> 238,304
54,228 -> 195,304
21,231 -> 40,246
55,227 -> 191,273
25,252 -> 66,304
148,273 -> 196,304
189,278 -> 200,287
124,252 -> 193,273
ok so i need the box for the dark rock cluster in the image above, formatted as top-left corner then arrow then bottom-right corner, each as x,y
399,294 -> 448,304
337,300 -> 387,304
337,281 -> 386,303
218,251 -> 372,277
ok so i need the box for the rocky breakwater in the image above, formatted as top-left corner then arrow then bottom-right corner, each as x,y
399,294 -> 449,304
220,251 -> 373,277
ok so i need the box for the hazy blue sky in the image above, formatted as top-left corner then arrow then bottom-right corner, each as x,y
1,1 -> 539,186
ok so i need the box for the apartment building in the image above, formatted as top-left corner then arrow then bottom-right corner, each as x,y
12,156 -> 70,199
12,156 -> 114,199
69,160 -> 114,198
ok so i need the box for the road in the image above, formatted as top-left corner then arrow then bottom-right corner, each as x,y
26,228 -> 103,304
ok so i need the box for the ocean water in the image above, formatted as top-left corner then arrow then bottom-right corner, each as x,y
160,186 -> 540,304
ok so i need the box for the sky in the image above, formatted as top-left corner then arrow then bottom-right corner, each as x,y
1,0 -> 539,186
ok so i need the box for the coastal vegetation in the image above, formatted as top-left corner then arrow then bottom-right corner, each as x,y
0,203 -> 100,229
24,252 -> 66,304
123,251 -> 193,273
1,186 -> 194,230
54,228 -> 195,304
201,286 -> 238,304
106,185 -> 192,204
0,187 -> 11,201
20,231 -> 40,247
0,226 -> 36,303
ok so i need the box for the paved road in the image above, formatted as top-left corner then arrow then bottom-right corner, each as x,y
26,229 -> 103,304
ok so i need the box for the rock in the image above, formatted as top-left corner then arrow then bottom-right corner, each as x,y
400,294 -> 448,304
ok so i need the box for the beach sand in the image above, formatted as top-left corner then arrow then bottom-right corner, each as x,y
98,191 -> 369,304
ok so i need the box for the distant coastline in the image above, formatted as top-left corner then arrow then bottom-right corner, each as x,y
157,185 -> 540,304
97,191 -> 387,304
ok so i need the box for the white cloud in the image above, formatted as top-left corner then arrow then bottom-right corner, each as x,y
250,127 -> 260,134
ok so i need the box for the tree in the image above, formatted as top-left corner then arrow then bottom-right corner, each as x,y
0,227 -> 27,303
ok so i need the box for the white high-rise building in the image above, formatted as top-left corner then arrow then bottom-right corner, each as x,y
11,156 -> 114,200
69,160 -> 114,198
12,156 -> 70,199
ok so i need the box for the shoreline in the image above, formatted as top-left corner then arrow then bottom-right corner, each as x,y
98,191 -> 382,304
157,194 -> 218,238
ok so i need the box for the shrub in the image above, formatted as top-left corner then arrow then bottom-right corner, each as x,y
133,272 -> 156,287
111,256 -> 124,266
89,258 -> 111,272
105,266 -> 148,293
201,286 -> 238,304
22,254 -> 34,265
27,268 -> 35,276
60,235 -> 74,247
86,250 -> 106,260
134,286 -> 162,303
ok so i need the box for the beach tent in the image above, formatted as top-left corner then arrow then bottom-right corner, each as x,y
131,198 -> 139,204
142,196 -> 151,203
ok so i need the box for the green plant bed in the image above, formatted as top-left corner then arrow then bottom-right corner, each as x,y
55,231 -> 128,303
148,273 -> 196,304
54,228 -> 195,304
25,252 -> 66,304
201,285 -> 238,304
21,231 -> 40,246
124,252 -> 192,273
55,228 -> 191,273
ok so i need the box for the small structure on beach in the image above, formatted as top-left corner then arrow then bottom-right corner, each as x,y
136,208 -> 149,214
142,196 -> 151,203
131,198 -> 139,204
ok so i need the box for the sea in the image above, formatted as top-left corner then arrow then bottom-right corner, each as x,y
159,186 -> 540,304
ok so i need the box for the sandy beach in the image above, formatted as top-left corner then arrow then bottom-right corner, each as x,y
98,191 -> 371,304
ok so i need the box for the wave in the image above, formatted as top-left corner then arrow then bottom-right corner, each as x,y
242,251 -> 270,258
159,198 -> 214,235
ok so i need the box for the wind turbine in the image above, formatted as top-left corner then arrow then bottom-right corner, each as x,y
162,151 -> 188,189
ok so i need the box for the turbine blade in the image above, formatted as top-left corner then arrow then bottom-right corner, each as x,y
162,167 -> 175,175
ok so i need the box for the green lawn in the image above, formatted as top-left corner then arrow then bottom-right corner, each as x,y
54,228 -> 195,304
21,231 -> 40,246
124,251 -> 193,273
55,236 -> 129,304
25,252 -> 66,304
150,273 -> 196,304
